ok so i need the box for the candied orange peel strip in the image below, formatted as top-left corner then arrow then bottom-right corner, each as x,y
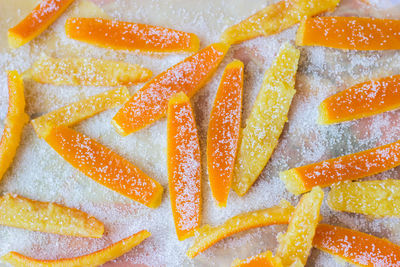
0,71 -> 29,181
45,126 -> 163,208
187,200 -> 294,258
65,17 -> 200,53
28,55 -> 152,87
221,0 -> 339,45
328,180 -> 400,218
232,251 -> 283,267
1,230 -> 151,267
0,193 -> 104,238
207,60 -> 244,207
32,87 -> 130,138
319,74 -> 400,124
167,92 -> 201,241
112,42 -> 229,135
297,17 -> 400,50
8,0 -> 75,48
280,139 -> 400,195
313,224 -> 400,266
232,43 -> 299,196
277,187 -> 323,266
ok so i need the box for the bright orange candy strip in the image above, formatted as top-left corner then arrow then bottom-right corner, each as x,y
232,251 -> 283,267
297,17 -> 400,50
313,224 -> 400,266
167,92 -> 201,241
1,230 -> 151,267
112,42 -> 229,135
8,0 -> 75,48
319,74 -> 400,124
280,139 -> 400,195
65,17 -> 200,53
207,60 -> 244,207
0,71 -> 29,181
45,126 -> 163,208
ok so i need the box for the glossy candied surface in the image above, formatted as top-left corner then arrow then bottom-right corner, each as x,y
232,251 -> 282,267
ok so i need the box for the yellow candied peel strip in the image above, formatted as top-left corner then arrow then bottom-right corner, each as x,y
276,187 -> 324,266
28,55 -> 152,86
232,43 -> 299,196
0,193 -> 104,238
187,200 -> 294,258
232,251 -> 283,267
31,87 -> 130,138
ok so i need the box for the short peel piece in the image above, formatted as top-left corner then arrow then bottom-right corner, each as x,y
0,193 -> 104,238
187,200 -> 294,258
112,42 -> 229,135
232,251 -> 283,267
1,230 -> 151,267
207,60 -> 244,207
232,43 -> 299,196
45,126 -> 163,208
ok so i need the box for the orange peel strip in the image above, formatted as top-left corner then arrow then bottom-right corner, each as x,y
8,0 -> 75,48
276,187 -> 324,266
232,251 -> 283,267
28,55 -> 152,86
112,42 -> 229,135
187,200 -> 294,258
313,224 -> 400,266
296,17 -> 400,50
0,71 -> 29,181
32,87 -> 130,138
207,60 -> 244,207
221,0 -> 339,45
1,230 -> 151,267
280,139 -> 400,195
167,92 -> 201,241
0,193 -> 104,238
45,126 -> 163,208
65,17 -> 200,53
319,74 -> 400,124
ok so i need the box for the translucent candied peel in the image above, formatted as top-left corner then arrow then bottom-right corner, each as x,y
232,250 -> 283,267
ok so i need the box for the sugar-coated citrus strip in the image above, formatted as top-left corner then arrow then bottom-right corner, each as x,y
8,0 -> 75,48
297,17 -> 400,50
65,17 -> 200,53
45,126 -> 163,208
0,193 -> 104,238
32,87 -> 130,138
232,251 -> 283,267
1,230 -> 151,267
187,200 -> 294,258
0,71 -> 29,181
319,74 -> 400,124
167,92 -> 201,241
232,43 -> 299,196
112,43 -> 229,135
276,187 -> 323,266
220,0 -> 339,45
313,224 -> 400,266
29,55 -> 152,86
328,180 -> 400,218
207,60 -> 244,207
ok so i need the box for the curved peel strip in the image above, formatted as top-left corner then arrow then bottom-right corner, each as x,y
296,17 -> 400,50
32,87 -> 130,138
29,55 -> 152,86
112,42 -> 229,135
207,60 -> 244,207
0,193 -> 104,238
232,43 -> 299,196
280,139 -> 400,195
65,17 -> 200,53
313,224 -> 400,266
232,251 -> 283,267
1,230 -> 151,267
221,0 -> 339,45
0,71 -> 29,181
167,92 -> 201,240
45,126 -> 163,208
8,0 -> 75,48
187,200 -> 294,258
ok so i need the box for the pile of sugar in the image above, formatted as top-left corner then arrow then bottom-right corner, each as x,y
1,0 -> 400,266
